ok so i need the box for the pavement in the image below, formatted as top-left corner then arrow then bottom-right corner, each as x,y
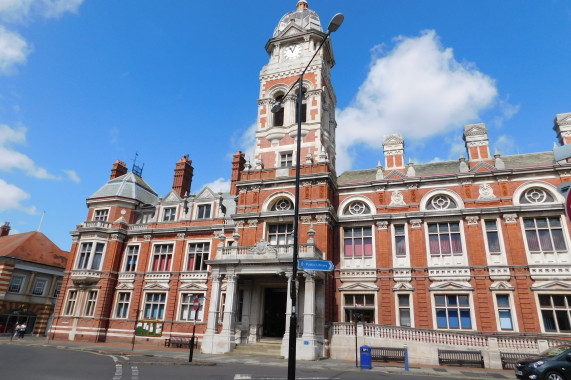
0,335 -> 516,379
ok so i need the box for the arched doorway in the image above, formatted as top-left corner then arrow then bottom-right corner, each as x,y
0,308 -> 37,336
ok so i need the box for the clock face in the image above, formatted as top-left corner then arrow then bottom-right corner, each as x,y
284,44 -> 301,60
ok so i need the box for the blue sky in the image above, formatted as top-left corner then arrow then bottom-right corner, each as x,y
0,0 -> 570,251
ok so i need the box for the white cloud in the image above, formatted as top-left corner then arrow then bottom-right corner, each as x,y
336,30 -> 498,173
63,169 -> 80,183
0,178 -> 36,214
0,124 -> 60,179
0,26 -> 30,75
0,0 -> 82,22
493,135 -> 517,155
201,178 -> 231,194
238,122 -> 257,163
493,97 -> 520,128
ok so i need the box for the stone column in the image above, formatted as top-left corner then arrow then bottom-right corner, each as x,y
284,95 -> 296,126
219,273 -> 239,352
281,271 -> 294,357
240,280 -> 252,344
248,283 -> 261,343
202,271 -> 222,353
302,272 -> 316,340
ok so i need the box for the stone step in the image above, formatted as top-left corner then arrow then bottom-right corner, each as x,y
225,341 -> 284,359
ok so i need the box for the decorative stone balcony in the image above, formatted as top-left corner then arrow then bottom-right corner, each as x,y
82,220 -> 112,229
215,240 -> 323,262
70,270 -> 101,285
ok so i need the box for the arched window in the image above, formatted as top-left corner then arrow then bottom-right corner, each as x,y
271,198 -> 293,211
520,187 -> 554,204
426,195 -> 457,210
274,95 -> 284,127
343,201 -> 371,216
295,90 -> 307,123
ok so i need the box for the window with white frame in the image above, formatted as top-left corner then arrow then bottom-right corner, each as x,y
539,294 -> 571,333
496,294 -> 514,331
394,224 -> 407,257
76,242 -> 105,270
344,294 -> 375,323
484,219 -> 502,254
115,292 -> 131,318
426,195 -> 457,210
268,224 -> 293,245
186,242 -> 210,271
93,209 -> 109,221
52,281 -> 62,298
343,201 -> 371,216
150,244 -> 173,272
124,245 -> 139,272
428,222 -> 463,256
162,207 -> 176,222
197,204 -> 212,219
524,217 -> 567,254
280,152 -> 293,167
397,294 -> 412,327
520,188 -> 555,204
8,275 -> 24,293
32,278 -> 48,296
143,293 -> 166,320
84,290 -> 98,316
179,293 -> 205,321
270,198 -> 293,211
343,226 -> 373,258
435,294 -> 472,329
64,290 -> 78,315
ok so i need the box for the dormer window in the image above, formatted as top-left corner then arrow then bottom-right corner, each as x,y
93,209 -> 109,221
162,207 -> 176,222
197,204 -> 212,219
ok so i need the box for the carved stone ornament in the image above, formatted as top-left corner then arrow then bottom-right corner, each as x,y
177,232 -> 186,240
301,215 -> 312,224
376,221 -> 389,230
111,234 -> 124,242
559,170 -> 571,178
410,219 -> 422,229
72,236 -> 79,243
503,214 -> 518,224
465,216 -> 479,226
239,188 -> 248,194
460,178 -> 472,185
315,214 -> 330,224
248,219 -> 258,227
478,183 -> 496,200
144,234 -> 152,241
496,176 -> 509,182
301,180 -> 313,187
407,184 -> 418,190
235,220 -> 245,228
250,185 -> 260,192
248,239 -> 277,255
389,191 -> 406,206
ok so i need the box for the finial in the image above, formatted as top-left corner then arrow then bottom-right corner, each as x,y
297,0 -> 308,11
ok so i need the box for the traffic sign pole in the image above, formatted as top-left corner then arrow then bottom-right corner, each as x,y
189,297 -> 199,362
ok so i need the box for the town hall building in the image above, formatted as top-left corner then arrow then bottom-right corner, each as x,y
52,1 -> 571,367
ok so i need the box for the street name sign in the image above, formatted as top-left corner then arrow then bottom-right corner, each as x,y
298,259 -> 334,271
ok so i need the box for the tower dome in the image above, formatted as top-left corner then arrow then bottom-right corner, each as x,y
273,1 -> 322,38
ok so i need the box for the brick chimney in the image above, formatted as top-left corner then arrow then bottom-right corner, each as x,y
230,151 -> 246,196
553,112 -> 571,146
0,221 -> 10,237
297,0 -> 308,11
463,123 -> 492,168
172,155 -> 194,197
110,160 -> 128,180
383,134 -> 406,173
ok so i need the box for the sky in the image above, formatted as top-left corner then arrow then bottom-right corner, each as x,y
0,0 -> 570,251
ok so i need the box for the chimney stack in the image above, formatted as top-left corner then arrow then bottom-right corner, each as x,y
110,160 -> 128,180
172,155 -> 194,197
230,151 -> 246,196
383,134 -> 406,172
553,112 -> 571,146
463,123 -> 492,168
0,221 -> 10,237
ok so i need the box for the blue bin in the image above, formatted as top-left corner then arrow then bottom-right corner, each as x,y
360,345 -> 372,369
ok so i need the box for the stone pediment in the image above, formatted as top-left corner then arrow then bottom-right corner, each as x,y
464,123 -> 488,136
393,282 -> 415,291
116,283 -> 134,290
114,216 -> 128,224
277,24 -> 306,38
179,282 -> 208,291
383,134 -> 404,146
489,281 -> 515,291
143,282 -> 170,290
338,282 -> 379,291
163,190 -> 182,203
531,280 -> 571,290
471,161 -> 495,172
428,281 -> 474,291
385,170 -> 406,179
196,187 -> 216,200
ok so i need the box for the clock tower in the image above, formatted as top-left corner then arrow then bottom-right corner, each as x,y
254,0 -> 338,172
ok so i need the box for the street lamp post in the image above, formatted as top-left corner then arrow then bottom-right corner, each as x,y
271,13 -> 343,380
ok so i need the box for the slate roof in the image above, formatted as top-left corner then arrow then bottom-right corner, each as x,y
88,172 -> 159,205
0,231 -> 68,269
337,151 -> 555,184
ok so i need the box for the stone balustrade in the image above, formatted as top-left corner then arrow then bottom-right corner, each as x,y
330,322 -> 571,368
82,221 -> 112,229
70,270 -> 101,285
216,242 -> 323,261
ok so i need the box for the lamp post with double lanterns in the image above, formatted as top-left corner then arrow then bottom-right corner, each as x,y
271,12 -> 344,380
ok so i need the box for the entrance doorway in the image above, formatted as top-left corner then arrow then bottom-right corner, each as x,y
262,288 -> 286,337
0,309 -> 36,336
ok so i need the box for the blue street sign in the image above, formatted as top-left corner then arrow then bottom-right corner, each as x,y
298,259 -> 334,271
